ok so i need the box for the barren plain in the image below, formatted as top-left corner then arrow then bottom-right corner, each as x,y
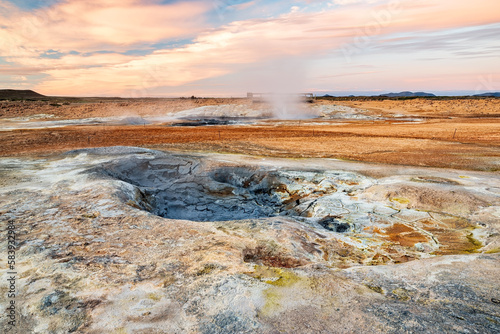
1,97 -> 499,333
1,98 -> 499,170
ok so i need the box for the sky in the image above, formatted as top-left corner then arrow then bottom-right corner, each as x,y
0,0 -> 499,97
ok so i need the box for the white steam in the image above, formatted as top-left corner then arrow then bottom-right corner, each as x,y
244,57 -> 318,119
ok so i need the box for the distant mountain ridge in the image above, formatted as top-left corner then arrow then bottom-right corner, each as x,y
0,89 -> 46,99
473,92 -> 500,97
379,91 -> 436,97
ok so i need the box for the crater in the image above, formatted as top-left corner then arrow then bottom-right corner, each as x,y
101,156 -> 349,222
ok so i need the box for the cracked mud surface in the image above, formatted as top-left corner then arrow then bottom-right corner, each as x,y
1,147 -> 499,333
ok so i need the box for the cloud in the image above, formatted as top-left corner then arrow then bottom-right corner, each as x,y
0,0 -> 211,55
331,0 -> 379,5
228,1 -> 256,11
373,24 -> 500,54
1,0 -> 499,96
12,75 -> 27,81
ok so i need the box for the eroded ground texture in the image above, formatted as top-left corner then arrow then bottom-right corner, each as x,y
1,147 -> 500,333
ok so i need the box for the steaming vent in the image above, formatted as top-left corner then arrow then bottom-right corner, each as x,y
248,92 -> 316,119
248,92 -> 314,103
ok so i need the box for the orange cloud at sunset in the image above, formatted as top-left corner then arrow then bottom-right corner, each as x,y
1,0 -> 499,96
0,0 -> 210,54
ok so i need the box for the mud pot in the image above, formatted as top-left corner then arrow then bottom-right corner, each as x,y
1,147 -> 499,333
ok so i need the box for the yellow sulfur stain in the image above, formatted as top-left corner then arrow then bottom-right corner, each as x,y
147,293 -> 162,301
392,288 -> 411,301
391,197 -> 410,205
464,233 -> 483,253
261,288 -> 284,315
248,266 -> 303,286
365,284 -> 384,294
250,266 -> 307,316
266,269 -> 302,287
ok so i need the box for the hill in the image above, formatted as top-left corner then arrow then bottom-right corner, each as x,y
474,92 -> 500,97
0,89 -> 46,99
380,91 -> 436,97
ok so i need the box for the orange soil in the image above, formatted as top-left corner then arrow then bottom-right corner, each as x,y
336,98 -> 500,117
1,117 -> 499,171
0,98 -> 249,119
1,98 -> 499,171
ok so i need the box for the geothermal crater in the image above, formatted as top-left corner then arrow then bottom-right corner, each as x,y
1,147 -> 499,333
101,155 -> 366,225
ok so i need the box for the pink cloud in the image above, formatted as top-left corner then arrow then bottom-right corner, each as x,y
0,0 -> 210,55
0,0 -> 497,96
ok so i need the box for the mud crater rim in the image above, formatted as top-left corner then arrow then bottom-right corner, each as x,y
100,157 -> 360,225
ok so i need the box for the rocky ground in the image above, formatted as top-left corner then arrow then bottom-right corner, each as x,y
1,118 -> 498,171
1,97 -> 499,120
1,147 -> 499,333
1,98 -> 499,333
1,98 -> 499,172
336,98 -> 500,118
0,98 -> 250,120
